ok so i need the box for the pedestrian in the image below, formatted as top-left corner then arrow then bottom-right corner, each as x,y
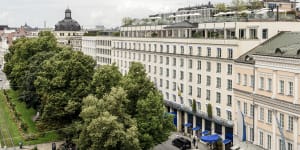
52,142 -> 56,150
192,136 -> 196,147
19,141 -> 23,149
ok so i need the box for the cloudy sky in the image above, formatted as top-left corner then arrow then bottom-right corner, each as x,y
0,0 -> 229,29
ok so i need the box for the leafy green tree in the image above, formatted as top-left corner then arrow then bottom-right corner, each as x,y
120,62 -> 156,116
215,3 -> 227,12
34,49 -> 96,128
231,0 -> 247,11
20,51 -> 57,108
121,62 -> 174,149
250,0 -> 263,10
136,91 -> 175,149
90,64 -> 122,99
122,17 -> 134,26
79,88 -> 140,150
3,31 -> 59,108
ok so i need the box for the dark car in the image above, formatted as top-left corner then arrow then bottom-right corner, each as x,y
172,137 -> 191,150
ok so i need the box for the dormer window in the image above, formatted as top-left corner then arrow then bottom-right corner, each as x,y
245,55 -> 252,61
275,48 -> 283,55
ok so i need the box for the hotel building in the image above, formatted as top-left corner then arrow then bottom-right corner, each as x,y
82,19 -> 300,146
78,4 -> 300,148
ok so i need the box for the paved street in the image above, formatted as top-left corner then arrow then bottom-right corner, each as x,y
154,132 -> 209,150
4,141 -> 63,150
0,70 -> 9,89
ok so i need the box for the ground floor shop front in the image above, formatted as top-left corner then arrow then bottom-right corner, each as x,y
166,105 -> 233,149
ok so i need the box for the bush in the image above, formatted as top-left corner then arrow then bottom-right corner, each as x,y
207,104 -> 212,118
216,139 -> 223,150
24,134 -> 38,141
21,122 -> 28,132
192,99 -> 196,113
37,132 -> 46,138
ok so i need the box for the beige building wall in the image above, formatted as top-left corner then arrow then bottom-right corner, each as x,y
234,55 -> 300,150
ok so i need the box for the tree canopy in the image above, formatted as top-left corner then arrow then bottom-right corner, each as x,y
79,88 -> 140,150
120,62 -> 156,116
34,49 -> 96,128
90,64 -> 122,99
80,62 -> 174,149
3,31 -> 60,109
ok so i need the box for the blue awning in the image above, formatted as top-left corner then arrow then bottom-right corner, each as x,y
223,139 -> 232,145
184,123 -> 192,127
192,126 -> 201,131
201,130 -> 209,135
201,134 -> 220,143
168,112 -> 176,115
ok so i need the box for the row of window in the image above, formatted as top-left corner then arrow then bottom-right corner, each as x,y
237,73 -> 295,97
95,56 -> 111,64
250,128 -> 293,150
113,42 -> 234,59
258,77 -> 294,96
240,101 -> 294,132
156,77 -> 233,106
83,40 -> 112,46
237,73 -> 254,87
113,52 -> 233,75
95,48 -> 111,55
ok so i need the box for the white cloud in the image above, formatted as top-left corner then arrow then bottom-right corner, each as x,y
0,11 -> 9,19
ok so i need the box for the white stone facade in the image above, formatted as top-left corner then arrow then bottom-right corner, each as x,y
81,21 -> 300,146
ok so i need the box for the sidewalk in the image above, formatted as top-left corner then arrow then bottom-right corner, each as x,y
2,141 -> 63,150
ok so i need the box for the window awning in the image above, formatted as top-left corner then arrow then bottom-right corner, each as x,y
223,139 -> 232,145
201,130 -> 209,135
192,126 -> 201,131
200,134 -> 220,143
184,123 -> 192,127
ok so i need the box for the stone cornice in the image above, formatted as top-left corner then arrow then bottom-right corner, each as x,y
234,88 -> 300,115
254,55 -> 300,73
112,48 -> 234,63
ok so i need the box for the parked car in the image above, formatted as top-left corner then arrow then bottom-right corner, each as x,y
172,137 -> 191,150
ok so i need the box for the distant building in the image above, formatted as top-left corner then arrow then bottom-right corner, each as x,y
148,2 -> 215,24
0,24 -> 33,69
263,0 -> 297,11
54,8 -> 84,46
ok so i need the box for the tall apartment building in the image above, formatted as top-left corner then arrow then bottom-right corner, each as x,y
81,20 -> 300,148
234,32 -> 300,150
149,2 -> 215,24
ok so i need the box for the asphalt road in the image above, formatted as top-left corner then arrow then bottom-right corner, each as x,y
154,133 -> 180,150
154,132 -> 209,150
